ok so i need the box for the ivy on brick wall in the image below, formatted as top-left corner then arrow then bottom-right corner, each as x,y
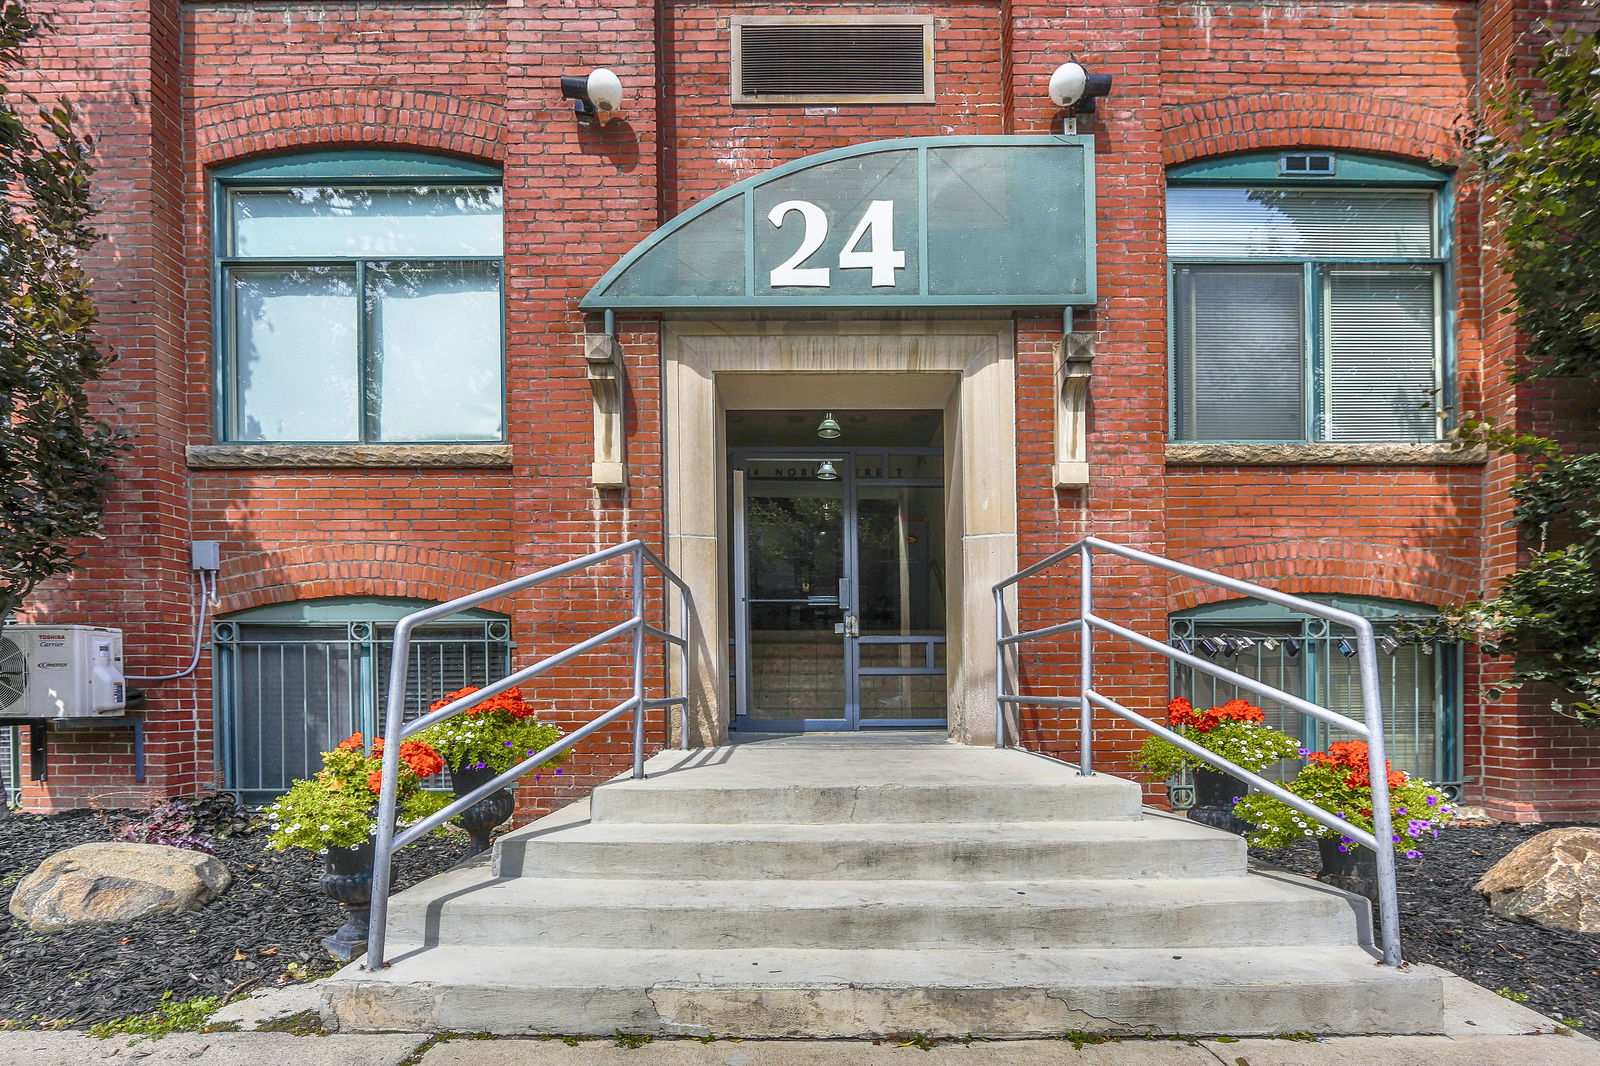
1430,19 -> 1600,724
0,0 -> 125,810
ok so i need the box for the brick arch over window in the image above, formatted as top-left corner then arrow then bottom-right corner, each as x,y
1162,92 -> 1462,167
195,89 -> 506,167
1164,540 -> 1475,612
217,542 -> 513,615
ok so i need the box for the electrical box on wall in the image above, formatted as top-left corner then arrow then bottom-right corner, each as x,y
0,625 -> 127,719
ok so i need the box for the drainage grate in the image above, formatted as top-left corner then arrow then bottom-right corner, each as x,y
732,17 -> 934,104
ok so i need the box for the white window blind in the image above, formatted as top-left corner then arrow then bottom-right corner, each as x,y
1324,269 -> 1440,442
1168,188 -> 1435,259
1176,266 -> 1305,440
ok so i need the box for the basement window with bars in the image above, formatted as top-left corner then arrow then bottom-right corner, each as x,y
1,725 -> 16,801
1169,596 -> 1462,796
1167,152 -> 1451,443
213,598 -> 511,803
731,16 -> 935,104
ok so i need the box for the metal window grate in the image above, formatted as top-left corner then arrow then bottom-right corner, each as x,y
215,617 -> 510,803
733,18 -> 934,103
1,725 -> 17,804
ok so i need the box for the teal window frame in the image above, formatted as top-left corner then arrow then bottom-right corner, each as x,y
212,597 -> 512,803
211,150 -> 506,445
1167,151 -> 1455,444
1169,595 -> 1463,794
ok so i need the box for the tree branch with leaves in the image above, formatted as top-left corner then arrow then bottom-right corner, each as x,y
0,0 -> 125,813
1420,18 -> 1600,723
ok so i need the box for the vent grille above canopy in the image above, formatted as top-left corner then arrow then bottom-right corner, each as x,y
733,18 -> 934,103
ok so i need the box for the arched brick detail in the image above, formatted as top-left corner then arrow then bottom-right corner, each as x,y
1163,92 -> 1463,167
216,542 -> 514,615
195,89 -> 506,167
1163,540 -> 1476,613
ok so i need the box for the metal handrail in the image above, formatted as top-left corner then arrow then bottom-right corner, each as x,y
993,535 -> 1403,967
365,540 -> 692,971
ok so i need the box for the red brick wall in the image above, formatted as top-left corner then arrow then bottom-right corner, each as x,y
9,0 -> 1596,824
9,0 -> 194,809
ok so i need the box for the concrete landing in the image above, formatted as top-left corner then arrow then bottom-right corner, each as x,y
321,741 -> 1446,1038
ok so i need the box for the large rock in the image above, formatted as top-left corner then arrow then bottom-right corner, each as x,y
1474,827 -> 1600,934
8,841 -> 231,932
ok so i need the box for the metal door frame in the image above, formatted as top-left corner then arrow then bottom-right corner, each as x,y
731,445 -> 946,732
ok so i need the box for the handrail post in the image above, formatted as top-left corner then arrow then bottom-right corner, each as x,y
994,585 -> 1007,748
1354,621 -> 1402,966
364,618 -> 415,971
1078,544 -> 1094,776
678,582 -> 691,748
630,547 -> 648,779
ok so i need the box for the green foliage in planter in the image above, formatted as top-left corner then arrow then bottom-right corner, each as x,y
1136,698 -> 1302,779
1234,741 -> 1454,856
411,686 -> 567,775
265,736 -> 450,853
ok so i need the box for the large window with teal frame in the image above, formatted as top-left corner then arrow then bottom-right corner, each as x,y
1169,596 -> 1462,795
1168,152 -> 1452,443
213,598 -> 511,803
213,151 -> 504,444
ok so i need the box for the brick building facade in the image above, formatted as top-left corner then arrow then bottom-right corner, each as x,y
7,0 -> 1597,823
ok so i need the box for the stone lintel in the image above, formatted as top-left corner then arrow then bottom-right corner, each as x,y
186,444 -> 513,469
1165,442 -> 1489,466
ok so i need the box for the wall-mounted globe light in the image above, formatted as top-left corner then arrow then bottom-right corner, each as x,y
559,68 -> 624,124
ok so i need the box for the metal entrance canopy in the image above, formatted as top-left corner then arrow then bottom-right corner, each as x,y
581,135 -> 1096,311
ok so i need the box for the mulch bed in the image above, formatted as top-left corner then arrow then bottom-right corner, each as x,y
0,810 -> 469,1027
1,811 -> 1596,1031
1254,821 -> 1600,1032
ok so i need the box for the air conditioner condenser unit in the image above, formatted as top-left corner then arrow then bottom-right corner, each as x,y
0,625 -> 127,719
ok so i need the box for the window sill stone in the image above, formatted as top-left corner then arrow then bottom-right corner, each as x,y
1165,442 -> 1488,466
186,444 -> 513,469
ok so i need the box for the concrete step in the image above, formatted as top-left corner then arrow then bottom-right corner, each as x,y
323,944 -> 1445,1037
383,866 -> 1367,950
491,810 -> 1247,882
593,746 -> 1142,824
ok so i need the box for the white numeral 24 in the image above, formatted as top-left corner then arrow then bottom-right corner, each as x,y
767,199 -> 906,288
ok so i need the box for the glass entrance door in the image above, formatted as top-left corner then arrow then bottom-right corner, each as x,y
733,446 -> 946,731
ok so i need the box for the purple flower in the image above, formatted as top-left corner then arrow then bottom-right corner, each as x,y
1426,796 -> 1438,807
1297,748 -> 1312,756
1405,849 -> 1421,859
555,768 -> 562,774
475,762 -> 486,769
505,740 -> 514,747
1337,844 -> 1349,853
1397,807 -> 1408,815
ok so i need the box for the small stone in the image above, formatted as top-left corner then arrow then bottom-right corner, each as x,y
7,841 -> 231,932
1474,826 -> 1600,934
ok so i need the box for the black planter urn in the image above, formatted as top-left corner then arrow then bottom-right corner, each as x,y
318,840 -> 374,963
1317,838 -> 1381,907
450,763 -> 515,855
1185,768 -> 1252,836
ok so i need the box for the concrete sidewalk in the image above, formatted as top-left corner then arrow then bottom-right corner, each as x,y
1,976 -> 1595,1066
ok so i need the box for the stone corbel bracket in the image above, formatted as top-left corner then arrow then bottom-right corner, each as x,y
585,333 -> 627,488
1054,332 -> 1094,487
